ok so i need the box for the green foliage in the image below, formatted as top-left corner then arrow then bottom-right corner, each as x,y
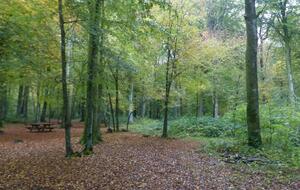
130,116 -> 243,138
206,130 -> 300,168
129,118 -> 162,136
169,116 -> 243,138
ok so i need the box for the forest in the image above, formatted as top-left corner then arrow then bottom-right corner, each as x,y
0,0 -> 300,189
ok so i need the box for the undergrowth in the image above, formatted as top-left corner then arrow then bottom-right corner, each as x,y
129,115 -> 300,169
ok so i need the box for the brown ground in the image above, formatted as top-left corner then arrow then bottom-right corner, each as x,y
0,123 -> 299,190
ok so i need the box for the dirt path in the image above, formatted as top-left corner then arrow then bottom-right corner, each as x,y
0,123 -> 298,190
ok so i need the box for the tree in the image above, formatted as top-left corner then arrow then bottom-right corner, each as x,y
162,4 -> 180,138
84,0 -> 102,153
245,0 -> 262,147
58,0 -> 73,157
273,0 -> 297,105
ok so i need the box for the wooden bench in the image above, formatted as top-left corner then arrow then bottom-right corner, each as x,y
26,123 -> 55,132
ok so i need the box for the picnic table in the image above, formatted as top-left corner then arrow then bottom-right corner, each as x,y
26,122 -> 55,132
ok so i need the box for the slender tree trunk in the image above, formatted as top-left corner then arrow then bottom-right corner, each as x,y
245,0 -> 262,147
108,91 -> 115,131
280,0 -> 296,105
58,0 -> 73,157
149,101 -> 152,118
179,97 -> 183,117
156,102 -> 160,119
16,85 -> 29,119
197,93 -> 204,117
212,91 -> 219,118
0,83 -> 7,128
141,99 -> 146,118
285,43 -> 296,104
35,85 -> 40,122
21,86 -> 29,119
258,36 -> 267,104
162,49 -> 172,138
84,0 -> 102,153
232,75 -> 242,122
16,85 -> 24,117
40,101 -> 47,122
80,100 -> 85,122
96,0 -> 105,131
115,67 -> 120,132
128,81 -> 134,123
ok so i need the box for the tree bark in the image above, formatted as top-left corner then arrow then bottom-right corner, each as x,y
0,83 -> 7,127
108,90 -> 115,131
115,67 -> 120,132
40,101 -> 47,122
84,0 -> 102,153
128,81 -> 134,123
141,100 -> 146,118
35,84 -> 40,122
80,99 -> 85,122
284,44 -> 295,104
16,85 -> 24,117
280,0 -> 296,105
58,0 -> 73,157
197,93 -> 204,117
212,90 -> 219,119
245,0 -> 262,147
162,48 -> 172,138
21,86 -> 29,119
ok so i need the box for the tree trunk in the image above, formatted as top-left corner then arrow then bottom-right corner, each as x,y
80,100 -> 85,122
84,0 -> 102,153
285,43 -> 296,104
141,98 -> 146,118
212,90 -> 219,119
16,85 -> 24,117
179,97 -> 183,117
280,0 -> 296,105
58,0 -> 73,157
40,101 -> 47,122
108,90 -> 115,131
245,0 -> 262,148
0,83 -> 7,128
96,0 -> 105,131
162,48 -> 172,138
197,93 -> 204,117
156,102 -> 160,119
258,35 -> 267,104
128,81 -> 134,123
115,67 -> 120,132
35,85 -> 40,122
149,101 -> 152,118
21,86 -> 29,119
232,75 -> 242,122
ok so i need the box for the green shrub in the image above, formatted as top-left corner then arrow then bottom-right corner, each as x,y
289,129 -> 300,147
129,118 -> 162,136
168,116 -> 243,138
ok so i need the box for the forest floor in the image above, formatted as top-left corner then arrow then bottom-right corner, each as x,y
0,123 -> 299,190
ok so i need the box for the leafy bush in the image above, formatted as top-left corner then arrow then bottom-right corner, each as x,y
130,116 -> 242,138
289,129 -> 300,147
129,118 -> 162,136
168,116 -> 243,138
